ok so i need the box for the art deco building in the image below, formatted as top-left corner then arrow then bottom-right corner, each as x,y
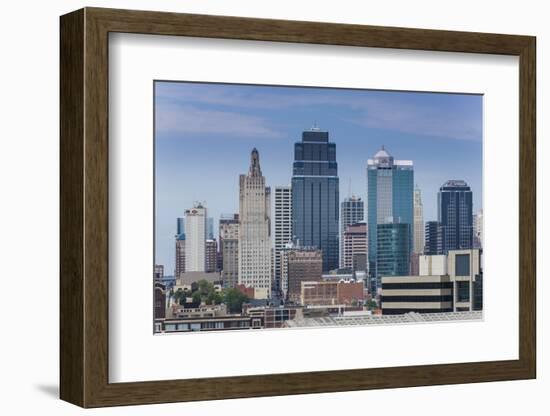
367,146 -> 414,291
413,185 -> 425,254
274,186 -> 292,294
238,148 -> 272,299
184,203 -> 207,272
340,195 -> 364,267
219,214 -> 239,288
291,128 -> 339,272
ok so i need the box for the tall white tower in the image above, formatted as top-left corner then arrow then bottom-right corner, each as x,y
274,186 -> 292,293
184,203 -> 207,272
238,148 -> 272,299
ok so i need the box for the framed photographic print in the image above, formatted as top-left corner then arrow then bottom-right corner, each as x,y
60,7 -> 536,408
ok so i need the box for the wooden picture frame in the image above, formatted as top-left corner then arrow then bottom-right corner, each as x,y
60,7 -> 536,408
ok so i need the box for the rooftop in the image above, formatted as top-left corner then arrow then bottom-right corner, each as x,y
284,310 -> 482,328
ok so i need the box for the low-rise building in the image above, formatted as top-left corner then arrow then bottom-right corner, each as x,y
300,280 -> 365,306
381,275 -> 454,315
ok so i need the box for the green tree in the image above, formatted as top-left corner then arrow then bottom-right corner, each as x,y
192,291 -> 202,305
365,299 -> 378,311
222,288 -> 249,314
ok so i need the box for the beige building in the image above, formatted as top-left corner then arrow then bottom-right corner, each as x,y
342,222 -> 367,271
413,185 -> 425,254
447,249 -> 482,312
219,214 -> 239,288
381,275 -> 453,314
382,248 -> 482,314
419,254 -> 447,275
238,148 -> 272,299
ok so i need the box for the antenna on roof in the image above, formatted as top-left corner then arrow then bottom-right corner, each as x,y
348,177 -> 352,198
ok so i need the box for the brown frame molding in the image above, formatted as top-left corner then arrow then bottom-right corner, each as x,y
60,7 -> 536,408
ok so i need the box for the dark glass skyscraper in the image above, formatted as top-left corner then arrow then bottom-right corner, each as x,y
291,128 -> 339,272
424,220 -> 442,255
438,180 -> 473,253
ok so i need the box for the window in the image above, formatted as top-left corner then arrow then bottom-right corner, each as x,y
455,254 -> 470,276
457,281 -> 470,302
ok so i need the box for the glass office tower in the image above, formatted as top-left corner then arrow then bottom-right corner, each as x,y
438,180 -> 473,253
291,128 -> 339,272
376,222 -> 410,278
367,147 -> 414,292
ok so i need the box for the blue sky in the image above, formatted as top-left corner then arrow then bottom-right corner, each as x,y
155,81 -> 483,275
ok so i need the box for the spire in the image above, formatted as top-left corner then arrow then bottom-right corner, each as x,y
249,148 -> 262,177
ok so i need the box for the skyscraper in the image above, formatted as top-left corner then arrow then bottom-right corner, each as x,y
219,214 -> 239,289
342,222 -> 367,272
184,203 -> 207,272
438,180 -> 473,253
340,195 -> 364,267
274,186 -> 292,294
238,148 -> 272,299
367,146 -> 414,292
424,221 -> 443,255
291,128 -> 339,272
376,222 -> 410,278
413,185 -> 424,254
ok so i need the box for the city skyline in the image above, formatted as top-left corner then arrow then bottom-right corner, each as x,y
155,81 -> 483,276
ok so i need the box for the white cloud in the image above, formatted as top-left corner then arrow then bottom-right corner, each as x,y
155,82 -> 482,141
156,103 -> 283,138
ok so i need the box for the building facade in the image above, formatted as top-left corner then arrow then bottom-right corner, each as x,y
367,146 -> 414,292
154,264 -> 164,281
238,148 -> 272,299
342,222 -> 367,272
473,209 -> 483,249
274,186 -> 292,294
175,235 -> 186,278
219,214 -> 239,289
438,180 -> 473,253
376,222 -> 411,279
381,275 -> 454,315
447,249 -> 482,312
413,185 -> 424,254
340,195 -> 364,267
291,128 -> 339,272
184,203 -> 207,272
205,239 -> 218,272
419,254 -> 447,276
286,247 -> 323,303
424,220 -> 443,255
